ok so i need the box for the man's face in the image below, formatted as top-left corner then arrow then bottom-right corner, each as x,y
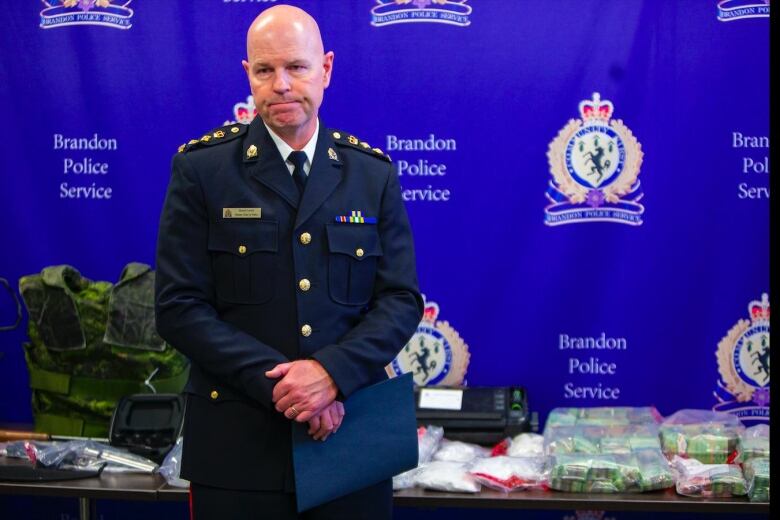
242,22 -> 333,137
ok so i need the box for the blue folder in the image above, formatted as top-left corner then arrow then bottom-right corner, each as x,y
291,372 -> 418,512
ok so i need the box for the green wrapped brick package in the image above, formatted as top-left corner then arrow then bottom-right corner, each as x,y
543,407 -> 672,493
659,409 -> 744,464
545,406 -> 662,428
740,424 -> 769,462
549,451 -> 674,493
672,456 -> 747,497
742,457 -> 769,502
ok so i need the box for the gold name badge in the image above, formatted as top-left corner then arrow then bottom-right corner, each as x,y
223,208 -> 261,219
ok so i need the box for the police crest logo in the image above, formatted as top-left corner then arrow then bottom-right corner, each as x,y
40,0 -> 134,30
386,295 -> 470,386
371,0 -> 471,27
545,93 -> 644,226
224,95 -> 257,126
713,293 -> 770,425
716,0 -> 770,22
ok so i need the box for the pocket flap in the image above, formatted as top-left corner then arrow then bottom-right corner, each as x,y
208,220 -> 278,255
326,224 -> 383,260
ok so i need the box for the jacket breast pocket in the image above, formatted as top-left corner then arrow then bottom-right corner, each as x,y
208,220 -> 278,305
326,223 -> 383,306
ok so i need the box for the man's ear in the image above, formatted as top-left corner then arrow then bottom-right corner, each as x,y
322,51 -> 334,88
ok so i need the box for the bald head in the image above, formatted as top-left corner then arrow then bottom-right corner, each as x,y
242,4 -> 334,147
246,4 -> 324,60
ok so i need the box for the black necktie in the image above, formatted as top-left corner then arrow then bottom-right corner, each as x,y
288,151 -> 308,195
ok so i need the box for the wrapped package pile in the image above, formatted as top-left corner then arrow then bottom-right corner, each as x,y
468,455 -> 548,492
544,407 -> 673,493
395,429 -> 549,493
740,424 -> 769,502
742,457 -> 769,502
659,409 -> 743,464
740,424 -> 769,462
394,409 -> 762,499
545,406 -> 663,428
413,438 -> 490,493
672,456 -> 747,497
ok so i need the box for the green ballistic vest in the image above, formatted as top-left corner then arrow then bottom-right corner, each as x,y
19,263 -> 190,437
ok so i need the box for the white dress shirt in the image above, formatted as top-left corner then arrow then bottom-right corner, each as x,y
263,119 -> 320,176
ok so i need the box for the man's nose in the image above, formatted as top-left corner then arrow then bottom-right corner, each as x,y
272,70 -> 291,92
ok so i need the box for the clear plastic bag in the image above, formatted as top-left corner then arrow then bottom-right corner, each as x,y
507,433 -> 545,457
413,461 -> 481,493
392,425 -> 445,490
549,454 -> 632,493
740,424 -> 769,462
671,455 -> 746,497
157,436 -> 189,487
549,451 -> 673,493
544,424 -> 660,456
633,447 -> 675,492
3,440 -> 55,459
660,409 -> 744,464
35,440 -> 158,473
432,439 -> 490,463
492,433 -> 545,457
468,455 -> 548,492
546,407 -> 662,428
742,457 -> 769,502
417,425 -> 444,464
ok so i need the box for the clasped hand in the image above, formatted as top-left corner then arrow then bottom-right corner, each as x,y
265,360 -> 342,440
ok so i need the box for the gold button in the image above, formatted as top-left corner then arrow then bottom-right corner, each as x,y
238,245 -> 247,254
348,136 -> 359,145
210,390 -> 219,400
231,127 -> 240,134
332,131 -> 341,139
300,232 -> 312,245
301,324 -> 312,337
356,248 -> 364,257
213,130 -> 225,138
298,279 -> 311,291
201,135 -> 211,142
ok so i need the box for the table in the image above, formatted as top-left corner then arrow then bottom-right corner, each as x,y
0,457 -> 163,519
0,458 -> 770,519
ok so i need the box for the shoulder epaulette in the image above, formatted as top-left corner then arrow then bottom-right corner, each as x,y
329,129 -> 391,162
177,123 -> 247,154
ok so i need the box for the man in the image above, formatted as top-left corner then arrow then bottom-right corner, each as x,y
155,4 -> 422,519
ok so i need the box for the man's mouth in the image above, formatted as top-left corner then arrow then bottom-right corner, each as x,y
269,100 -> 300,108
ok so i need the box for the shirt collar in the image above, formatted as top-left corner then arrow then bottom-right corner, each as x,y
263,119 -> 320,169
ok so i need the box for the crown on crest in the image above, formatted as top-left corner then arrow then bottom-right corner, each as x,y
578,92 -> 614,123
233,96 -> 257,125
749,293 -> 770,322
421,295 -> 440,324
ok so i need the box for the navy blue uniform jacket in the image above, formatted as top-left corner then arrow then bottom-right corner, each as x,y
155,118 -> 423,491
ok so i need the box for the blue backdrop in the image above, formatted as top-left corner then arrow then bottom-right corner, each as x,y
0,1 -> 770,517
